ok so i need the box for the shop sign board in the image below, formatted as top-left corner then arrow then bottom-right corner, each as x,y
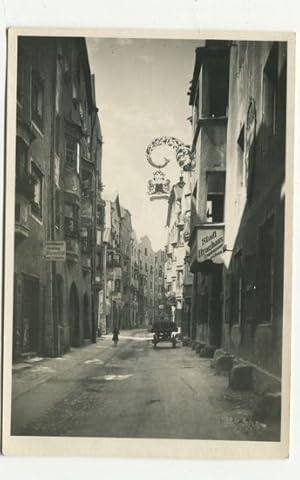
197,226 -> 224,263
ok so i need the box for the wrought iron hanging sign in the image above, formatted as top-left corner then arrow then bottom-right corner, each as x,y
146,136 -> 194,170
146,136 -> 194,201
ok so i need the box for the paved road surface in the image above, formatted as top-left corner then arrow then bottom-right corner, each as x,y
11,330 -> 280,440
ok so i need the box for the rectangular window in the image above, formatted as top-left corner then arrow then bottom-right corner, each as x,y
96,253 -> 102,271
202,56 -> 229,117
30,162 -> 43,219
64,203 -> 79,236
145,248 -> 148,256
81,228 -> 92,253
82,169 -> 91,198
31,69 -> 44,130
66,139 -> 80,172
206,171 -> 225,223
115,279 -> 121,293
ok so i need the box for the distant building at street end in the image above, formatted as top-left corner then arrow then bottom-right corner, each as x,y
100,197 -> 164,332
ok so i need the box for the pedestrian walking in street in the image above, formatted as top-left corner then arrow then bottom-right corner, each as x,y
112,327 -> 120,347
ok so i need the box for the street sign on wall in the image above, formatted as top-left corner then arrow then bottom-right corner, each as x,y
44,241 -> 66,261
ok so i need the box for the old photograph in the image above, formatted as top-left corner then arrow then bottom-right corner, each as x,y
2,30 -> 295,457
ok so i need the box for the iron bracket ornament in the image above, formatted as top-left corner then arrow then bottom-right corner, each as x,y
146,136 -> 195,171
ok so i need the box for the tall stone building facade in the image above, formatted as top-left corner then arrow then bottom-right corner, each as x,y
164,173 -> 193,332
188,41 -> 230,348
14,37 -> 103,360
222,41 -> 287,379
186,40 -> 287,386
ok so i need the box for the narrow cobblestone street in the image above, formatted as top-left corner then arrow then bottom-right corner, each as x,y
11,330 -> 279,440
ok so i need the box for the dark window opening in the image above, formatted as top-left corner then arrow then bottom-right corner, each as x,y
206,172 -> 225,223
64,203 -> 79,236
31,70 -> 44,130
81,228 -> 92,253
202,56 -> 229,117
65,139 -> 80,173
81,169 -> 91,198
30,162 -> 43,218
115,279 -> 121,293
206,195 -> 224,223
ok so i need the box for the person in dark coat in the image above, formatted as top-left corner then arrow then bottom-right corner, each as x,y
112,327 -> 120,346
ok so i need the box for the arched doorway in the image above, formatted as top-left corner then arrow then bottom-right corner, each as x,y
69,283 -> 80,347
83,293 -> 91,340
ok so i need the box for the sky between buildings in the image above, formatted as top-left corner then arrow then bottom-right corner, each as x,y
87,37 -> 201,251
